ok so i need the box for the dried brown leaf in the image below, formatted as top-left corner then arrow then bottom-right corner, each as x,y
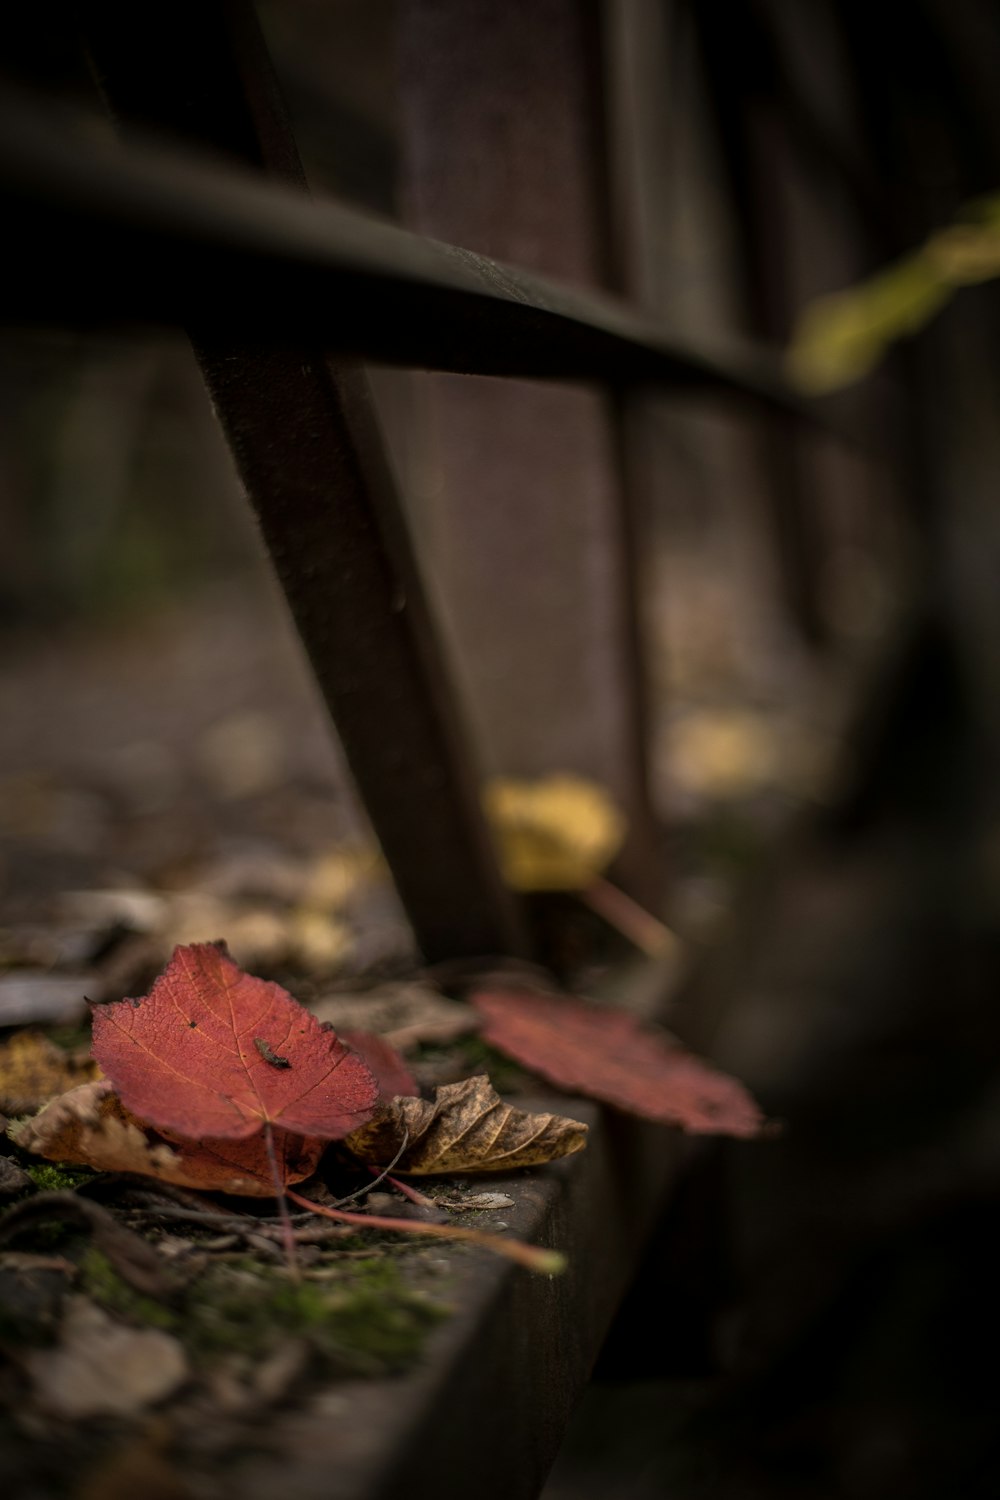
343,1074 -> 587,1175
12,1080 -> 323,1197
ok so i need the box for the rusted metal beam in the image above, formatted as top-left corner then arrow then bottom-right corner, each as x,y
0,87 -> 811,411
77,0 -> 526,963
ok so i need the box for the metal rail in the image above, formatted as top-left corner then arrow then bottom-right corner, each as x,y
0,87 -> 803,407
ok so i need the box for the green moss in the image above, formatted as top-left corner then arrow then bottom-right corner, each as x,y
24,1163 -> 96,1192
6,1206 -> 450,1382
79,1248 -> 178,1331
185,1259 -> 448,1377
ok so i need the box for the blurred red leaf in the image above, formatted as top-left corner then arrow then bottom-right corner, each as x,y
471,989 -> 765,1138
91,942 -> 379,1142
341,1030 -> 419,1100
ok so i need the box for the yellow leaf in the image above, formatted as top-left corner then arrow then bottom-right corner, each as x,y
669,707 -> 779,800
788,254 -> 949,394
344,1074 -> 588,1174
484,774 -> 626,891
788,190 -> 1000,394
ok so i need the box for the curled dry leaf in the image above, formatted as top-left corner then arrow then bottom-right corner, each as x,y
472,989 -> 766,1138
13,1080 -> 323,1197
344,1074 -> 587,1175
0,1029 -> 98,1115
484,773 -> 626,891
91,942 -> 378,1141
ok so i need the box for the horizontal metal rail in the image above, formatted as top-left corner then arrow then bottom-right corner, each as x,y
0,87 -> 801,408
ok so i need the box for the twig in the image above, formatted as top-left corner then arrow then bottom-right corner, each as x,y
263,1121 -> 298,1277
330,1129 -> 410,1208
380,1173 -> 438,1210
121,1203 -> 356,1248
286,1188 -> 566,1275
581,876 -> 679,957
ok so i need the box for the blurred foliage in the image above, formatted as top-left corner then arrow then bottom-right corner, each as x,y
484,774 -> 626,892
788,193 -> 1000,393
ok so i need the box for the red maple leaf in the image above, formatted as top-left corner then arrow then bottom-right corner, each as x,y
471,988 -> 765,1138
91,943 -> 379,1141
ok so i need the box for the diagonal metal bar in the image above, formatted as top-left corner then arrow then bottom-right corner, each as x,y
0,84 -> 815,414
76,0 -> 526,964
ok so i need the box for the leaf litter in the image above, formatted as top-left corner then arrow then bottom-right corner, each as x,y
1,932 -> 766,1471
9,944 -> 581,1275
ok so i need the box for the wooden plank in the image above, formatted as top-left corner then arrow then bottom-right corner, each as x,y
78,0 -> 527,963
222,955 -> 692,1500
227,1101 -> 687,1500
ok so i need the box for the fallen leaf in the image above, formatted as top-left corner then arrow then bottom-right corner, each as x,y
13,1080 -> 324,1197
0,1030 -> 99,1116
25,1295 -> 187,1419
344,1075 -> 587,1174
91,942 -> 379,1141
434,1191 -> 515,1212
471,989 -> 765,1138
484,774 -> 626,891
341,1031 -> 419,1100
66,881 -> 354,977
309,982 -> 476,1051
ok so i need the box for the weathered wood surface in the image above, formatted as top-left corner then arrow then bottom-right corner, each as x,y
233,1096 -> 688,1500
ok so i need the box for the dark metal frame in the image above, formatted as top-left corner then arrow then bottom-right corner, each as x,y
0,4 -> 814,955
